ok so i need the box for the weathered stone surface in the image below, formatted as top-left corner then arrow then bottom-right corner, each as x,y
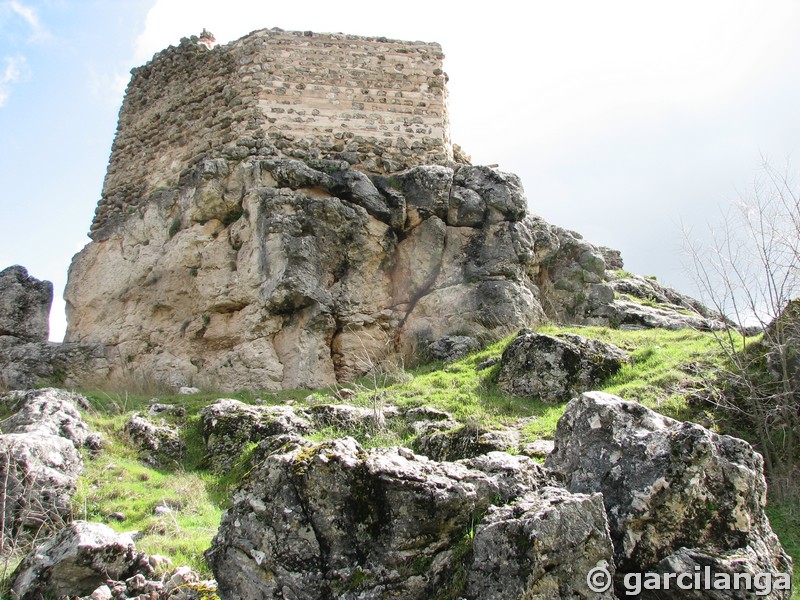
0,339 -> 110,390
459,452 -> 556,501
427,335 -> 480,362
496,331 -> 628,402
610,274 -> 717,318
1,388 -> 90,448
394,165 -> 453,221
546,392 -> 792,593
10,520 -> 216,600
414,423 -> 520,461
453,165 -> 527,224
200,399 -> 312,471
65,157 -> 567,391
0,265 -> 52,342
599,246 -> 624,270
0,268 -> 107,390
464,487 -> 616,600
642,546 -> 792,599
403,406 -> 459,435
0,433 -> 81,539
9,522 -> 148,599
0,389 -> 91,543
520,439 -> 555,459
207,437 -> 573,600
592,297 -> 726,331
124,413 -> 185,467
536,225 -> 611,320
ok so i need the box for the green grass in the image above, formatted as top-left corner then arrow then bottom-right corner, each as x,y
72,388 -> 318,576
765,501 -> 800,599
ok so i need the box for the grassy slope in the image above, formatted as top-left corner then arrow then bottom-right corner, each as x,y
65,325 -> 797,595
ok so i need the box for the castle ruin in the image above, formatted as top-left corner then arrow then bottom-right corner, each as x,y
94,28 -> 453,238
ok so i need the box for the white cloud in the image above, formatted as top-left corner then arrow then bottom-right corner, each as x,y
0,55 -> 27,107
3,0 -> 49,41
88,66 -> 129,107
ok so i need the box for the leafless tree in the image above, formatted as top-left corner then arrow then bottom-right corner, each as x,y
684,157 -> 800,497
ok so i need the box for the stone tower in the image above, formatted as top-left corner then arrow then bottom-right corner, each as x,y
92,28 -> 453,240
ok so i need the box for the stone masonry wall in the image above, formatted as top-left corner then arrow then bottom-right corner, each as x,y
93,28 -> 452,238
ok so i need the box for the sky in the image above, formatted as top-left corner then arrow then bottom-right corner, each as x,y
1,0 -> 800,341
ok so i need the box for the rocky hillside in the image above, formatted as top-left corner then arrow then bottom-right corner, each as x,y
0,323 -> 796,599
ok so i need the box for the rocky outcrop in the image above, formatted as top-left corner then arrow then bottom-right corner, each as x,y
0,265 -> 52,342
200,398 -> 313,471
427,335 -> 481,362
9,521 -> 216,600
9,522 -> 147,599
496,330 -> 628,402
124,413 -> 185,467
413,423 -> 520,461
0,266 -> 110,390
546,391 -> 792,596
1,388 -> 90,446
57,27 -> 723,394
0,389 -> 92,544
465,487 -> 615,599
207,437 -> 613,599
588,272 -> 728,331
0,339 -> 110,390
66,158 -> 585,391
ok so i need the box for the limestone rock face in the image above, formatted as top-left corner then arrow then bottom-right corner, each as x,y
65,158 -> 597,391
0,265 -> 52,342
496,330 -> 629,402
546,392 -> 792,594
206,437 -> 613,600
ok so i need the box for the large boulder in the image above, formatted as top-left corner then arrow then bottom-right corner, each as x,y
8,521 -> 149,599
0,265 -> 52,343
465,487 -> 615,600
207,437 -> 614,599
0,433 -> 81,538
1,388 -> 90,447
496,331 -> 628,402
546,392 -> 792,597
0,389 -> 91,543
124,413 -> 185,467
199,399 -> 313,471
